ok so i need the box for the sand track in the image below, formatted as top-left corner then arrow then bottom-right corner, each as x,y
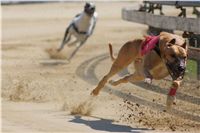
2,2 -> 200,132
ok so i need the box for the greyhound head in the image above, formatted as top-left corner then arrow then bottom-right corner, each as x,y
160,38 -> 188,80
84,2 -> 96,16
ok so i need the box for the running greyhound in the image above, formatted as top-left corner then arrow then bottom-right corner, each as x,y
91,32 -> 188,109
57,2 -> 97,61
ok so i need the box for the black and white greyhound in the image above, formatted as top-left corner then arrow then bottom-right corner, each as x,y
57,2 -> 97,61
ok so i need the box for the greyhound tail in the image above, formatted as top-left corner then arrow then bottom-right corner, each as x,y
108,43 -> 115,62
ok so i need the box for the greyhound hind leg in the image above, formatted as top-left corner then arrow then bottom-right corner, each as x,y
91,45 -> 137,96
67,38 -> 88,60
91,64 -> 125,96
109,59 -> 145,86
109,72 -> 145,86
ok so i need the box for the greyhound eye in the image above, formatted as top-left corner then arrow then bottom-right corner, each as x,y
183,56 -> 187,59
171,54 -> 176,58
167,44 -> 172,47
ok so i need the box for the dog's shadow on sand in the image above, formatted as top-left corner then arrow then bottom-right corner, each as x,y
40,59 -> 70,66
69,116 -> 150,132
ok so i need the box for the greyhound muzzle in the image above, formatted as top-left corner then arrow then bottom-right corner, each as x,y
166,58 -> 186,80
84,7 -> 95,16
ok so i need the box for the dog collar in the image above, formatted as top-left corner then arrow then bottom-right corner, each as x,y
153,40 -> 161,57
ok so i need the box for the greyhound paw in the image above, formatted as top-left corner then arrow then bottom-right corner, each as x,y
144,78 -> 152,84
90,89 -> 99,96
166,95 -> 176,109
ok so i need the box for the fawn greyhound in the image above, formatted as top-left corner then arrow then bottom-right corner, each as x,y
91,32 -> 188,108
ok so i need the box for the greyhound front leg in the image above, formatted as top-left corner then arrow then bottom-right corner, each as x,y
144,69 -> 153,84
57,26 -> 71,52
166,80 -> 181,109
57,37 -> 71,52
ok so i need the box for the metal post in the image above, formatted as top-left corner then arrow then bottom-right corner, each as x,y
197,60 -> 200,80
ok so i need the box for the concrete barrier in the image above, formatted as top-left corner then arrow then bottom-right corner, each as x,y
122,8 -> 200,34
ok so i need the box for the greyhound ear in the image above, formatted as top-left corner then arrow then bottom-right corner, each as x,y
169,38 -> 176,45
166,38 -> 176,47
85,2 -> 90,8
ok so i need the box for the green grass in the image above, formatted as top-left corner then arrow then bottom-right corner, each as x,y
185,59 -> 197,79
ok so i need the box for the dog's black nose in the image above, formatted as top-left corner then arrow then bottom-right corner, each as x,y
178,66 -> 185,71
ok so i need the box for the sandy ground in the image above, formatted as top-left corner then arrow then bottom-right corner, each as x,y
2,2 -> 200,133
